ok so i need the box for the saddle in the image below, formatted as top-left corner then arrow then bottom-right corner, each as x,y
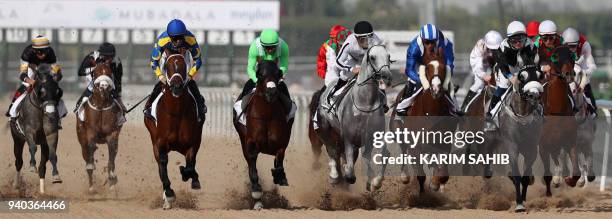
234,89 -> 296,126
149,90 -> 202,124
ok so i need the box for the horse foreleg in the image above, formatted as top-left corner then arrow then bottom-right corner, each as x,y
509,158 -> 525,212
182,146 -> 200,190
416,163 -> 426,194
155,147 -> 174,210
38,143 -> 50,194
272,147 -> 288,186
45,142 -> 62,184
25,136 -> 37,173
244,143 -> 262,209
363,144 -> 386,191
565,146 -> 581,187
13,137 -> 25,189
107,138 -> 119,188
325,141 -> 340,184
583,146 -> 595,182
343,143 -> 357,184
540,151 -> 553,197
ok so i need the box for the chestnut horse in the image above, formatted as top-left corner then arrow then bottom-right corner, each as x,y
539,46 -> 580,196
144,48 -> 204,210
390,47 -> 457,193
77,62 -> 123,192
233,61 -> 293,210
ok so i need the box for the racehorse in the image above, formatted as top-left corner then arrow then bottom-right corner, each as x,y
390,47 -> 457,193
573,72 -> 597,186
485,65 -> 544,212
233,61 -> 294,209
144,48 -> 204,210
317,44 -> 391,191
309,86 -> 344,172
539,46 -> 580,196
76,61 -> 123,192
10,64 -> 62,194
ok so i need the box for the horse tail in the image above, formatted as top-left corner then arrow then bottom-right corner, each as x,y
309,86 -> 325,116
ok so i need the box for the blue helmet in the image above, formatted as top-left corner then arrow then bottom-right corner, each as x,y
420,24 -> 438,41
167,19 -> 187,37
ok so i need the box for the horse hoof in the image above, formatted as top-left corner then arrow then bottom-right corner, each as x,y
587,175 -> 596,182
565,176 -> 578,187
39,179 -> 45,194
253,201 -> 264,210
370,176 -> 383,190
529,176 -> 535,185
52,174 -> 63,184
162,191 -> 175,210
191,180 -> 201,190
328,176 -> 339,185
576,176 -> 586,187
88,186 -> 95,193
552,176 -> 562,187
400,174 -> 410,184
430,182 -> 440,192
515,204 -> 526,212
345,176 -> 356,184
29,166 -> 37,173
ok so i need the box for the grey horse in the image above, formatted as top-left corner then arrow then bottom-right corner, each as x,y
317,44 -> 391,191
485,66 -> 544,212
10,64 -> 62,194
571,81 -> 597,187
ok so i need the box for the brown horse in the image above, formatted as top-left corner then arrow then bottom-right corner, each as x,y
233,61 -> 293,209
390,47 -> 457,193
76,62 -> 123,192
539,45 -> 580,196
144,48 -> 204,210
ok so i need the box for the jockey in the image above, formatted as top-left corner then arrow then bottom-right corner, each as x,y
317,25 -> 351,86
526,20 -> 540,41
144,19 -> 205,120
75,42 -> 126,112
534,20 -> 562,74
562,27 -> 598,115
6,35 -> 65,118
327,21 -> 386,109
461,30 -> 503,113
236,29 -> 290,101
485,21 -> 539,130
396,23 -> 455,116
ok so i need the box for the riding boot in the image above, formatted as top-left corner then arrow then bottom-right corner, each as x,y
237,80 -> 256,102
327,79 -> 347,106
584,84 -> 598,116
74,89 -> 93,113
6,85 -> 27,117
380,89 -> 389,113
187,80 -> 206,121
396,82 -> 416,116
278,80 -> 293,113
460,90 -> 478,113
143,82 -> 163,118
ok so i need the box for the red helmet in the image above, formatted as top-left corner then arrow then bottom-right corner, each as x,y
526,21 -> 540,37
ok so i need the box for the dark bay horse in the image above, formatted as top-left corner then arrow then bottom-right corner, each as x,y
76,62 -> 123,192
390,47 -> 457,193
144,49 -> 204,210
539,46 -> 580,196
11,64 -> 62,194
233,61 -> 293,210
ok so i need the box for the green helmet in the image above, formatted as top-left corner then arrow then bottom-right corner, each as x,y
260,29 -> 279,46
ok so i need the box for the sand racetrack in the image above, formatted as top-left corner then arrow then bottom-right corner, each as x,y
0,97 -> 611,219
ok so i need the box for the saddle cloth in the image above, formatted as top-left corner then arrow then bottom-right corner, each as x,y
76,98 -> 126,126
233,89 -> 296,126
10,92 -> 67,119
150,89 -> 201,125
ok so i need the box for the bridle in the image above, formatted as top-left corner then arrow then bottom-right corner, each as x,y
357,44 -> 392,86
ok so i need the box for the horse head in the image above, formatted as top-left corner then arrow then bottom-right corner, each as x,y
255,60 -> 282,103
164,48 -> 188,97
421,46 -> 447,99
34,63 -> 60,115
516,65 -> 544,105
92,62 -> 115,99
550,45 -> 577,92
361,44 -> 392,85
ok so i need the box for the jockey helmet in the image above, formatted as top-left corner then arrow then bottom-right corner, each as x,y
484,30 -> 503,50
420,24 -> 438,41
98,42 -> 116,56
526,21 -> 540,37
538,20 -> 557,35
329,25 -> 348,38
32,35 -> 50,49
167,19 -> 187,37
506,21 -> 526,37
260,29 -> 279,46
562,27 -> 580,45
353,21 -> 373,37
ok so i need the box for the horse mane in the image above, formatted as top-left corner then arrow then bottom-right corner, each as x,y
256,61 -> 280,82
552,45 -> 573,70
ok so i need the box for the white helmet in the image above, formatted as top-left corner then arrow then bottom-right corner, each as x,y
562,27 -> 579,45
506,21 -> 526,36
538,20 -> 557,35
484,30 -> 503,49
